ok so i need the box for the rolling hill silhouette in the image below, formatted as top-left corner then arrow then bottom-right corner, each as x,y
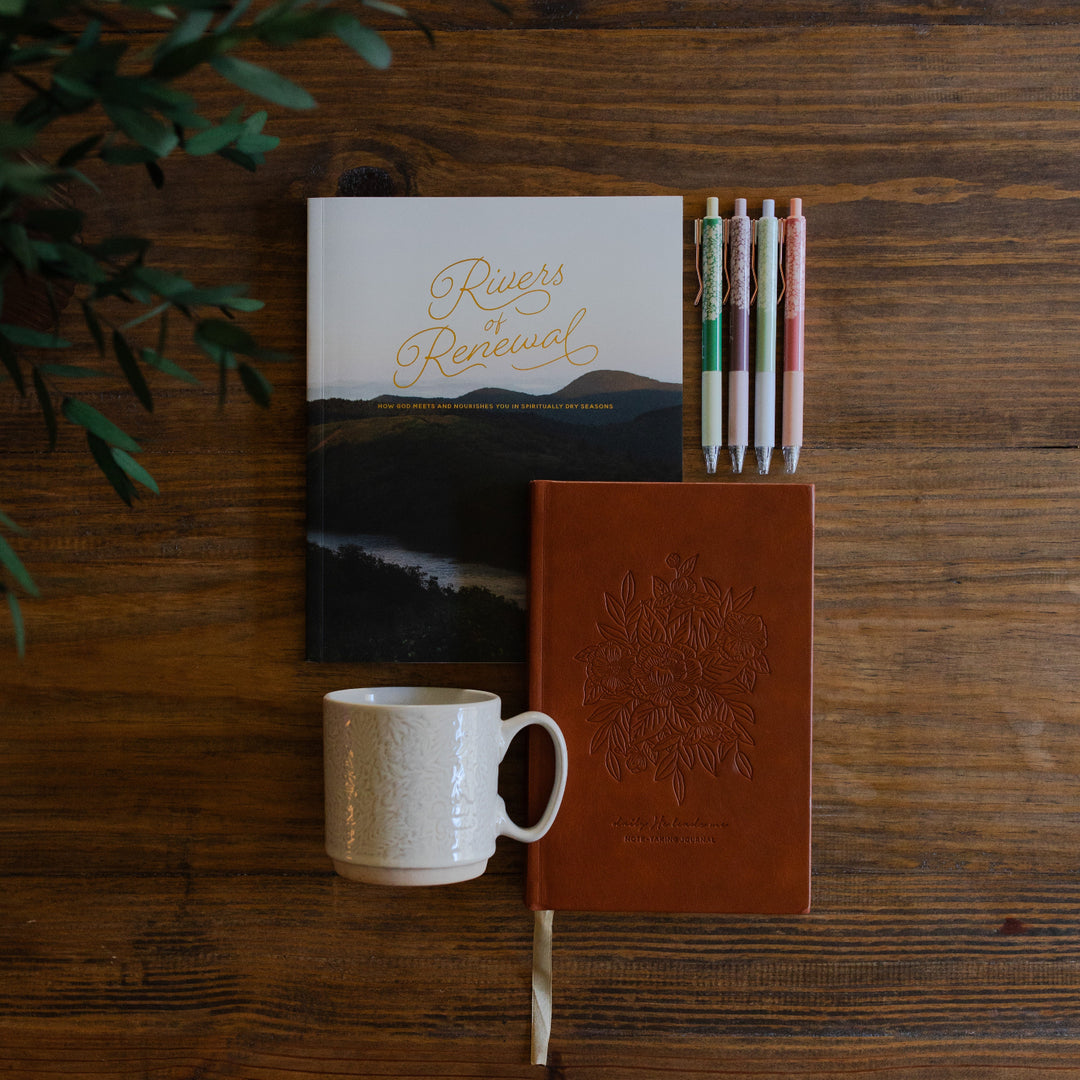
307,368 -> 683,661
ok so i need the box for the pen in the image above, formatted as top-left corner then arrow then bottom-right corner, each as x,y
754,199 -> 779,475
727,197 -> 751,473
782,197 -> 806,473
700,197 -> 723,474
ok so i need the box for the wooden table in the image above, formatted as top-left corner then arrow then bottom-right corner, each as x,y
4,3 -> 1080,1076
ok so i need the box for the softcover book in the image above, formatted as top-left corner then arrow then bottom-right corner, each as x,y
527,481 -> 814,913
307,196 -> 683,663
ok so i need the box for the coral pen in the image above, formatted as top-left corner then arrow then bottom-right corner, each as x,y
726,198 -> 752,473
782,197 -> 806,473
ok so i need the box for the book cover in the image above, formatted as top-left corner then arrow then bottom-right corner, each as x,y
527,481 -> 814,913
307,197 -> 683,663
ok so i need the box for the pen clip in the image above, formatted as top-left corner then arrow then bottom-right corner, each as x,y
776,218 -> 787,305
693,219 -> 703,306
722,218 -> 731,305
749,221 -> 758,305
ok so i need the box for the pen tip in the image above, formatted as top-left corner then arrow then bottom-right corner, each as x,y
703,446 -> 719,475
729,446 -> 745,474
755,447 -> 772,475
783,447 -> 800,473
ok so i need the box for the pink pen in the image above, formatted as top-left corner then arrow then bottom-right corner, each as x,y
782,198 -> 806,474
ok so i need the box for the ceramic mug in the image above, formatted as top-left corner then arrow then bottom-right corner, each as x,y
323,686 -> 568,885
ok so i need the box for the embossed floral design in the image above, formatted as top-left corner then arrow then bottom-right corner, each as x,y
575,553 -> 769,805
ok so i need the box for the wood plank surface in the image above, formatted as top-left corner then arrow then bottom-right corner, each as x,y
3,8 -> 1080,1078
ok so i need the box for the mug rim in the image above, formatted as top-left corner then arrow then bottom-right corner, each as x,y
324,686 -> 498,709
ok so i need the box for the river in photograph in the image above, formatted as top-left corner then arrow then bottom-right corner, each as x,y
311,532 -> 527,609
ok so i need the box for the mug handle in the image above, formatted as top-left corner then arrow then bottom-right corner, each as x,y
497,711 -> 568,844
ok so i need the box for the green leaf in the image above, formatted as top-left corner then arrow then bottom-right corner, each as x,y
111,447 -> 160,494
238,361 -> 272,407
221,296 -> 264,313
24,207 -> 84,240
91,236 -> 151,260
0,533 -> 40,598
62,168 -> 102,195
80,300 -> 106,355
101,74 -> 196,118
256,9 -> 341,45
77,18 -> 103,51
120,301 -> 170,333
37,363 -> 105,378
334,15 -> 392,70
99,144 -> 160,165
0,324 -> 71,349
171,283 -> 251,306
0,511 -> 26,535
242,109 -> 268,134
216,147 -> 261,172
104,105 -> 179,158
112,329 -> 154,411
6,589 -> 26,660
140,347 -> 199,385
0,221 -> 38,272
150,34 -> 229,80
0,0 -> 27,16
196,317 -> 257,355
29,240 -> 62,262
363,0 -> 409,16
52,73 -> 98,101
233,130 -> 279,155
57,133 -> 105,168
156,7 -> 213,58
210,54 -> 316,110
184,121 -> 245,156
5,42 -> 63,68
32,366 -> 58,449
215,0 -> 252,34
130,264 -> 193,298
51,242 -> 108,284
0,337 -> 25,396
61,397 -> 141,453
86,431 -> 136,505
0,124 -> 36,152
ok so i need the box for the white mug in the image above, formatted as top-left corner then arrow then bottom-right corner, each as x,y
323,686 -> 568,885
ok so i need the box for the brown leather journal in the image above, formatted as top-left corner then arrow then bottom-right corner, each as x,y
527,481 -> 814,913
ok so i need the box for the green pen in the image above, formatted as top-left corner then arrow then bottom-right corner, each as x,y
754,199 -> 779,474
700,197 -> 723,474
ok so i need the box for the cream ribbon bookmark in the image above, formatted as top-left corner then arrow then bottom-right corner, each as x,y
531,909 -> 554,1065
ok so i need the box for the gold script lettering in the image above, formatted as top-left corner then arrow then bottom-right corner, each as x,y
394,326 -> 487,389
427,257 -> 563,320
512,307 -> 597,371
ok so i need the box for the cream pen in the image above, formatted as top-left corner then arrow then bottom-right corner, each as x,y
754,199 -> 780,475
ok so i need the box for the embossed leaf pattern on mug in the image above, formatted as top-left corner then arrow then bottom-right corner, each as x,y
574,553 -> 769,805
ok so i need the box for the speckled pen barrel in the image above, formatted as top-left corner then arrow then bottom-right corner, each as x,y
754,199 -> 780,474
727,198 -> 752,473
700,197 -> 723,474
782,198 -> 806,474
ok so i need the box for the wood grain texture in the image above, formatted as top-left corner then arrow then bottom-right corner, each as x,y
3,9 -> 1080,1078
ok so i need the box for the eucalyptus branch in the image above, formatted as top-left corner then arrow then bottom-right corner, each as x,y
0,0 -> 412,654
